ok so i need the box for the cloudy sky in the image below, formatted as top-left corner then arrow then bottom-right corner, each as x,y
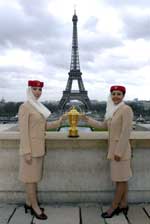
0,0 -> 150,102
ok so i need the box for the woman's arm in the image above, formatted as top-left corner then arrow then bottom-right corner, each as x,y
46,119 -> 62,130
46,113 -> 68,130
80,114 -> 107,129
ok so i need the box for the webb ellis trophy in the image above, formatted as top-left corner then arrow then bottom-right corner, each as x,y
68,107 -> 81,137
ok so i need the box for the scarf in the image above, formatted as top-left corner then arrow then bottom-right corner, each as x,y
27,87 -> 51,119
105,94 -> 124,120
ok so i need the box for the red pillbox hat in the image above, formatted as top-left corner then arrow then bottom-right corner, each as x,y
28,80 -> 44,87
110,85 -> 126,93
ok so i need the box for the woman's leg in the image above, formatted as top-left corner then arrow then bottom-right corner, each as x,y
25,187 -> 31,206
33,183 -> 41,206
103,182 -> 124,215
112,182 -> 125,209
120,182 -> 128,208
25,183 -> 42,214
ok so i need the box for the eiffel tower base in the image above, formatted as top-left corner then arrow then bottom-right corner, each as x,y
58,91 -> 91,111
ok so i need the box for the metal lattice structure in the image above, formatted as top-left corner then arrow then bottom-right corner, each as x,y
58,11 -> 91,110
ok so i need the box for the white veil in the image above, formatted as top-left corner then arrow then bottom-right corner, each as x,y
105,94 -> 124,120
27,87 -> 51,119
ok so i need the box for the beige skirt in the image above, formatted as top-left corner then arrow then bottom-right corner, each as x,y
110,160 -> 132,182
19,156 -> 44,183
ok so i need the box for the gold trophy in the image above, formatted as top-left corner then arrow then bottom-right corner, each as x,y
68,106 -> 80,137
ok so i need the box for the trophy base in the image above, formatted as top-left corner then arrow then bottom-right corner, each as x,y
68,129 -> 79,138
68,135 -> 79,138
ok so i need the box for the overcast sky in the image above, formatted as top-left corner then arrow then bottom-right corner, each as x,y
0,0 -> 150,102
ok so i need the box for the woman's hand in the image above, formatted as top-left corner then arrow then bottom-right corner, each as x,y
59,113 -> 68,125
80,113 -> 89,122
114,155 -> 121,161
24,153 -> 32,164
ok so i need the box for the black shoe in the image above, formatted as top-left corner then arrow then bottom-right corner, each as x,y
24,204 -> 32,214
101,207 -> 120,218
118,206 -> 129,215
31,207 -> 48,220
24,204 -> 44,214
30,207 -> 44,215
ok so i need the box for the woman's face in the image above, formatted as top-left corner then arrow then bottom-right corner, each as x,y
111,90 -> 124,105
31,87 -> 42,99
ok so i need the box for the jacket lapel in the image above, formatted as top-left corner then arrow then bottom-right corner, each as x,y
112,104 -> 125,117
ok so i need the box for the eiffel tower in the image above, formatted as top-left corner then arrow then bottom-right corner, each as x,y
58,11 -> 91,110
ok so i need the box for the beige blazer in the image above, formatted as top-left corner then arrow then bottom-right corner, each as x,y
18,101 -> 46,157
88,104 -> 133,160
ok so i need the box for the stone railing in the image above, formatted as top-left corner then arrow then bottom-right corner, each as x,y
0,131 -> 150,204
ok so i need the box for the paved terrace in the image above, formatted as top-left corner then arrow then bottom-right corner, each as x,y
1,203 -> 150,224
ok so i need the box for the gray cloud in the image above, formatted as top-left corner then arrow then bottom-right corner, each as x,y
83,17 -> 99,32
0,0 -> 150,101
0,65 -> 42,75
0,0 -> 73,75
0,1 -> 70,51
80,53 -> 149,77
122,13 -> 150,40
101,55 -> 149,72
18,0 -> 50,16
79,35 -> 123,69
106,0 -> 150,8
0,1 -> 122,76
81,35 -> 122,52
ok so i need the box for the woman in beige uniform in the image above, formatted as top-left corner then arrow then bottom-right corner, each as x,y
18,80 -> 67,220
81,85 -> 133,218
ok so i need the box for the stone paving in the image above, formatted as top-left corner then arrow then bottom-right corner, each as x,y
0,203 -> 150,224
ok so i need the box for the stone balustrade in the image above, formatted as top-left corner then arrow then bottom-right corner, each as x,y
0,131 -> 150,204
